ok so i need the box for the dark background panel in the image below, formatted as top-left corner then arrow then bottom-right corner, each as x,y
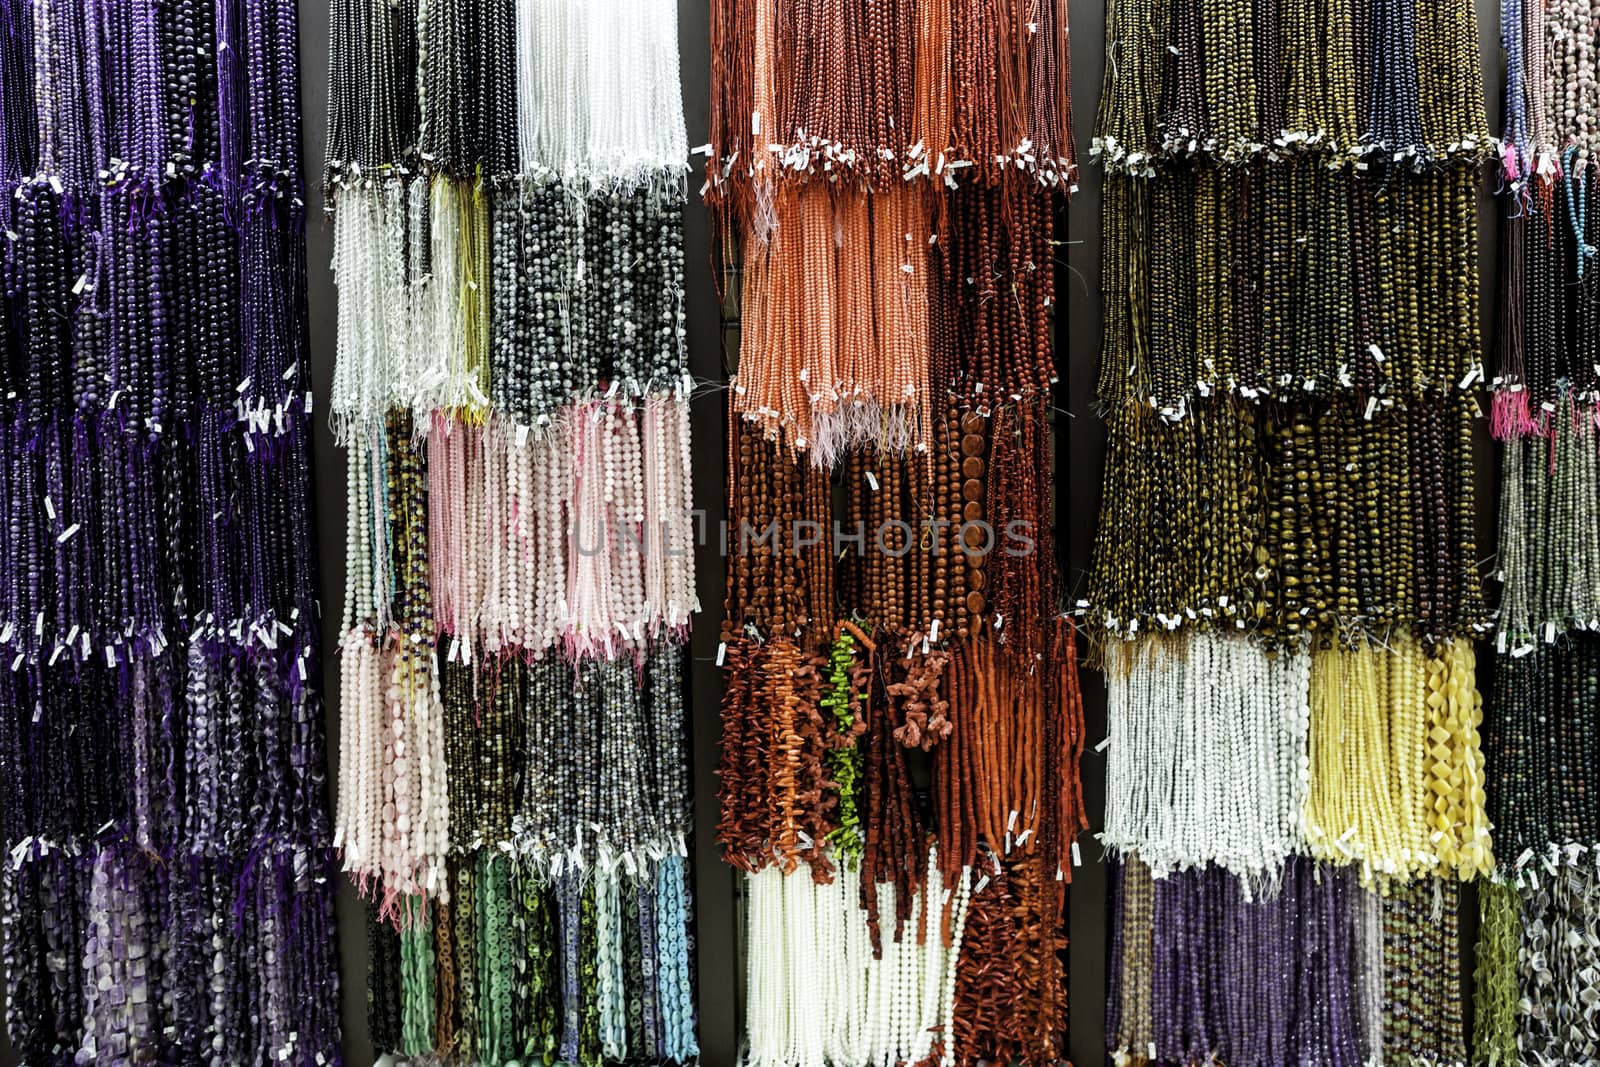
1064,2 -> 1108,1062
290,0 -> 370,1057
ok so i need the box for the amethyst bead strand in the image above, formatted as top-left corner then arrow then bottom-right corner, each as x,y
0,0 -> 340,1057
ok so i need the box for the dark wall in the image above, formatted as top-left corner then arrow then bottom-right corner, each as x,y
1064,4 -> 1109,1061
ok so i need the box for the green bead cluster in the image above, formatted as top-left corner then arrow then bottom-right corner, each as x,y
516,875 -> 563,1066
1484,635 -> 1600,855
476,851 -> 516,1065
441,655 -> 523,849
1470,879 -> 1521,1067
400,895 -> 437,1056
578,886 -> 602,1066
1496,398 -> 1600,648
455,857 -> 480,1060
821,630 -> 866,862
375,864 -> 684,1067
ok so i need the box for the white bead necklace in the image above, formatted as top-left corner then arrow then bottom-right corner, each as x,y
1103,631 -> 1311,888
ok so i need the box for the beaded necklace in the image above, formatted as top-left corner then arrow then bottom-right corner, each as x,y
1088,394 -> 1488,642
1100,162 -> 1486,408
0,0 -> 340,1057
1474,14 -> 1600,1063
326,0 -> 700,1057
710,5 -> 1083,1064
1094,0 -> 1487,1058
1108,854 -> 1470,1066
1094,0 -> 1487,171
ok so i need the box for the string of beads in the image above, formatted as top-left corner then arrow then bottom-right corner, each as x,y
326,0 -> 700,1060
0,0 -> 341,1058
709,3 -> 1085,1065
1094,0 -> 1487,170
1092,0 -> 1491,1058
1474,9 -> 1600,1062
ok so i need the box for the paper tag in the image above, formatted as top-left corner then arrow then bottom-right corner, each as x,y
715,642 -> 727,667
1071,840 -> 1082,867
56,523 -> 80,544
43,495 -> 54,520
865,471 -> 879,491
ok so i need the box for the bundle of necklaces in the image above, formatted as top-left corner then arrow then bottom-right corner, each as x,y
705,3 -> 1085,1065
1090,2 -> 1496,1064
1474,5 -> 1600,1063
0,0 -> 342,1060
324,0 -> 700,1062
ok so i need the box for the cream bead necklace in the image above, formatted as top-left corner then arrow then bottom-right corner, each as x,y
743,852 -> 962,1067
